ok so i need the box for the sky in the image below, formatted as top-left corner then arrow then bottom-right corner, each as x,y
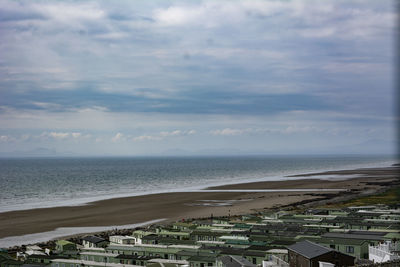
0,0 -> 398,156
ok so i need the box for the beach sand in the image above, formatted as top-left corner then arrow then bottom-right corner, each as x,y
0,166 -> 398,240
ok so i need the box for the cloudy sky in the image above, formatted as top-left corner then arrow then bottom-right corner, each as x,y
0,0 -> 397,156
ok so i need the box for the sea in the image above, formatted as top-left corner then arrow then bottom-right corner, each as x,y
0,155 -> 396,214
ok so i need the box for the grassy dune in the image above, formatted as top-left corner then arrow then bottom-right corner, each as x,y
323,185 -> 400,208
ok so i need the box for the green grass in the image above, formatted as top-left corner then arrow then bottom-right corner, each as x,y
322,185 -> 400,208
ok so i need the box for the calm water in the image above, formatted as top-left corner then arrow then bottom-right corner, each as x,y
0,155 -> 396,213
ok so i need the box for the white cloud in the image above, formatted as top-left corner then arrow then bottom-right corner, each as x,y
0,135 -> 15,142
111,132 -> 124,142
210,126 -> 327,136
153,5 -> 204,26
132,135 -> 162,142
48,132 -> 69,139
344,8 -> 396,38
133,129 -> 196,142
210,128 -> 247,136
94,32 -> 129,40
71,132 -> 82,138
210,127 -> 277,136
152,0 -> 395,42
32,2 -> 106,25
159,129 -> 196,137
160,130 -> 181,137
36,131 -> 89,141
153,1 -> 291,27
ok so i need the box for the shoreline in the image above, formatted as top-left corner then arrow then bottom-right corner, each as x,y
1,158 -> 396,214
0,165 -> 398,248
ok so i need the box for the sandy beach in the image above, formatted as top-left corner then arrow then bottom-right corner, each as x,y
0,166 -> 398,242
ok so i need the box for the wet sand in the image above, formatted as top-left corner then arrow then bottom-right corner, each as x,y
0,166 -> 398,240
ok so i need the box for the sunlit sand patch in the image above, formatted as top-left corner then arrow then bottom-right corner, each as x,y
289,174 -> 363,181
187,189 -> 347,192
185,198 -> 253,207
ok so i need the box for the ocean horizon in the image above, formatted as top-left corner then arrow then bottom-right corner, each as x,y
0,154 -> 396,214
